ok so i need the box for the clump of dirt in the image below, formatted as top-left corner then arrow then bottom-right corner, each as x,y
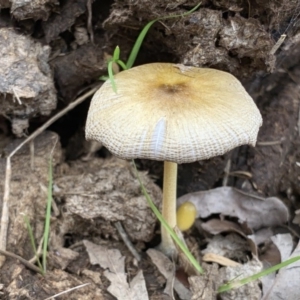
54,157 -> 162,243
0,28 -> 56,136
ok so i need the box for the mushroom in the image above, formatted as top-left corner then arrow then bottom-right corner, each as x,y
85,63 -> 262,256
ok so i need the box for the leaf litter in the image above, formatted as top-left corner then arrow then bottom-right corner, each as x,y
175,186 -> 298,299
83,240 -> 148,300
177,187 -> 289,230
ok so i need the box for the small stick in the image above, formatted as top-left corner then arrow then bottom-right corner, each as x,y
29,235 -> 44,264
114,221 -> 141,262
222,159 -> 231,187
270,34 -> 287,55
11,87 -> 22,105
0,158 -> 11,264
43,283 -> 90,300
0,249 -> 43,274
86,0 -> 94,43
0,85 -> 100,264
257,140 -> 282,146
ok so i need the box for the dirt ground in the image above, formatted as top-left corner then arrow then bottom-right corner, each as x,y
1,0 -> 300,299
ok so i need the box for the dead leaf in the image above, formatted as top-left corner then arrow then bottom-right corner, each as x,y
189,263 -> 219,300
248,228 -> 274,246
292,209 -> 300,225
147,249 -> 192,300
271,233 -> 293,262
261,240 -> 300,300
83,240 -> 148,300
260,234 -> 297,299
218,257 -> 262,300
202,234 -> 250,262
177,187 -> 288,230
104,269 -> 147,300
202,219 -> 251,236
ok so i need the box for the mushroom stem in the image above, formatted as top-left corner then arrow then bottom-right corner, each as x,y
160,161 -> 178,256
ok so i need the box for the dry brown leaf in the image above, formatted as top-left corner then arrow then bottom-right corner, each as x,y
83,240 -> 148,300
177,187 -> 288,230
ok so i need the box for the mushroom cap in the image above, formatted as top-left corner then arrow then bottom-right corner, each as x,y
86,63 -> 262,163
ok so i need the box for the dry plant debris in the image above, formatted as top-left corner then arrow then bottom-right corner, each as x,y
261,236 -> 300,300
188,263 -> 219,300
218,258 -> 263,300
6,266 -> 103,299
84,240 -> 149,300
147,248 -> 192,299
177,187 -> 289,230
0,131 -> 62,258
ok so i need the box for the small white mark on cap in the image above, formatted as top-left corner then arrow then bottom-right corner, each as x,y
151,118 -> 166,156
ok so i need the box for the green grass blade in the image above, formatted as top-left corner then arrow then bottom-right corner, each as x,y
218,256 -> 300,293
116,60 -> 128,71
42,159 -> 53,273
113,46 -> 120,61
126,2 -> 201,69
126,20 -> 157,69
99,75 -> 109,81
132,160 -> 203,274
24,216 -> 44,274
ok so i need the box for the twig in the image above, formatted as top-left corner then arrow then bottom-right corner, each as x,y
43,283 -> 90,300
29,235 -> 44,264
270,34 -> 287,55
0,85 -> 100,264
0,249 -> 43,274
0,158 -> 11,264
86,0 -> 94,43
114,221 -> 141,262
11,87 -> 22,105
257,140 -> 282,146
30,140 -> 35,170
222,159 -> 231,187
